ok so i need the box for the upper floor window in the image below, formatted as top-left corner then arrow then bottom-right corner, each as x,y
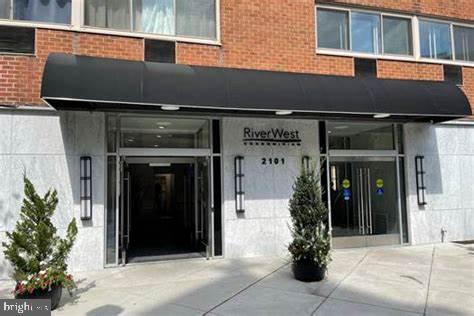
453,26 -> 474,62
383,16 -> 412,55
419,20 -> 452,60
351,12 -> 381,54
316,6 -> 473,65
316,7 -> 413,57
0,0 -> 71,24
84,0 -> 216,40
317,8 -> 348,50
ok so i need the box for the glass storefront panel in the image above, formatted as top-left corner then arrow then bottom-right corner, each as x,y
106,115 -> 220,264
120,117 -> 210,149
330,158 -> 400,247
328,121 -> 396,150
107,115 -> 117,153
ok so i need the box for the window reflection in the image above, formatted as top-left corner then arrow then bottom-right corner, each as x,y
419,20 -> 452,60
351,12 -> 381,54
317,8 -> 349,50
328,122 -> 396,150
120,117 -> 210,149
383,16 -> 412,55
454,26 -> 474,62
14,0 -> 72,24
134,0 -> 174,35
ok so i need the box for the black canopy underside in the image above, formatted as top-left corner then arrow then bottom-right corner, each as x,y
41,53 -> 471,122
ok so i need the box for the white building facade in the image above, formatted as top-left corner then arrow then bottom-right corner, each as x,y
1,108 -> 473,279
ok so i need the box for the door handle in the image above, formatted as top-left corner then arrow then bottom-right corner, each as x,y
359,169 -> 365,235
366,168 -> 373,235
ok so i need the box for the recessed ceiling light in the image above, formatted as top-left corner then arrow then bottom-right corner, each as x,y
161,105 -> 180,111
150,163 -> 171,167
334,125 -> 349,130
156,135 -> 162,138
156,122 -> 171,126
373,113 -> 391,119
158,126 -> 165,129
275,110 -> 293,115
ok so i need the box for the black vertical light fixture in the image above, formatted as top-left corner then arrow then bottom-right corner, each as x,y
415,155 -> 427,206
234,156 -> 245,213
302,156 -> 311,172
80,156 -> 92,220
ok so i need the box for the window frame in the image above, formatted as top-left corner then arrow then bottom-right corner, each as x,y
316,6 -> 350,51
350,11 -> 382,55
316,4 -> 474,67
0,0 -> 221,47
452,24 -> 474,63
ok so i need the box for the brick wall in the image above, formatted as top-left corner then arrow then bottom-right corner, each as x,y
0,0 -> 472,110
0,29 -> 143,107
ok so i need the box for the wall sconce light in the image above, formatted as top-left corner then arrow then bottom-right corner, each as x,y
415,155 -> 427,206
80,156 -> 92,220
302,155 -> 311,172
234,156 -> 245,213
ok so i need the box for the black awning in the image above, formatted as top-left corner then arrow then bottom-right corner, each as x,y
41,53 -> 471,121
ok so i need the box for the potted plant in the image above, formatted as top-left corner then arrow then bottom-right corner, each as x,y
2,176 -> 78,310
288,165 -> 331,282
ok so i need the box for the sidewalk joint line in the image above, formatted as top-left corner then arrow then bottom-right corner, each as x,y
203,261 -> 289,315
423,245 -> 436,316
311,249 -> 371,315
329,296 -> 424,315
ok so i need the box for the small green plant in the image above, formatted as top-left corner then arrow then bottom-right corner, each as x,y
288,165 -> 331,267
2,176 -> 78,295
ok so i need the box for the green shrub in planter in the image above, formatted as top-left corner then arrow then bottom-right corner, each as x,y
2,176 -> 78,309
288,165 -> 331,281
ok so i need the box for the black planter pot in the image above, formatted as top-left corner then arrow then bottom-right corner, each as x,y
15,284 -> 62,310
292,259 -> 326,282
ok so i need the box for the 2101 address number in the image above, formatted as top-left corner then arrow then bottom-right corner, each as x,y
261,158 -> 286,165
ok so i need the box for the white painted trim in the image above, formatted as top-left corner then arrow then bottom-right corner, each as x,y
317,48 -> 417,62
413,16 -> 421,60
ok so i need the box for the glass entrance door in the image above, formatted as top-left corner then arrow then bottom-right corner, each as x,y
196,157 -> 212,258
330,158 -> 401,248
119,159 -> 131,265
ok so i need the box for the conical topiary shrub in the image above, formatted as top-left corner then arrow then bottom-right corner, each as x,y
288,165 -> 331,281
2,176 -> 78,309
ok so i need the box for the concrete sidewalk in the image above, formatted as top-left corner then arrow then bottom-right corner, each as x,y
0,243 -> 473,315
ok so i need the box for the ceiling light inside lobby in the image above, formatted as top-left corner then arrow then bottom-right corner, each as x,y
161,105 -> 180,111
275,110 -> 293,115
373,113 -> 391,119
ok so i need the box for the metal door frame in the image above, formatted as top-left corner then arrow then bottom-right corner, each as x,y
105,114 -> 223,267
329,153 -> 404,248
117,154 -> 214,264
119,159 -> 131,265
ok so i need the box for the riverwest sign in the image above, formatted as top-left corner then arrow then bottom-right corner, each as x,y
243,127 -> 301,146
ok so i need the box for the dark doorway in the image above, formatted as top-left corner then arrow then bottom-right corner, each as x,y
125,162 -> 202,263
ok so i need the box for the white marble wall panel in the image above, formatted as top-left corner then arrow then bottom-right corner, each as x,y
0,111 -> 105,279
404,123 -> 474,244
222,118 -> 319,258
0,113 -> 12,153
